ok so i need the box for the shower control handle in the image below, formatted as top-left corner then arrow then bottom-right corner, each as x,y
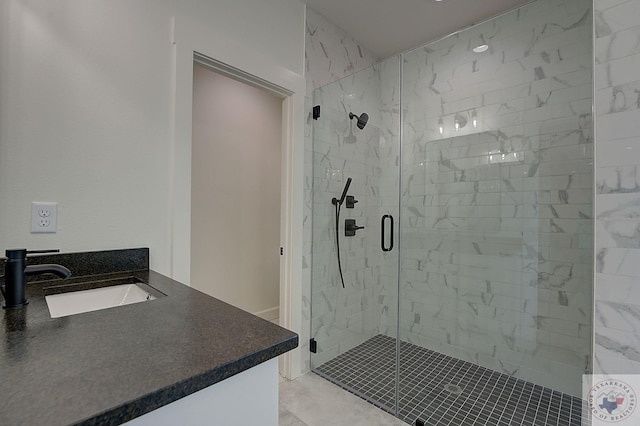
345,219 -> 364,237
345,195 -> 358,209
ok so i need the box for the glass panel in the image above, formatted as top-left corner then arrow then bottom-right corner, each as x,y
399,0 -> 593,423
310,56 -> 401,414
308,1 -> 592,424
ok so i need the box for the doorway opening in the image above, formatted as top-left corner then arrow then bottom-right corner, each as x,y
190,58 -> 286,324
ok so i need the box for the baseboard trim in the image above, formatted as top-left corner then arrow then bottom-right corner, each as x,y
253,306 -> 279,322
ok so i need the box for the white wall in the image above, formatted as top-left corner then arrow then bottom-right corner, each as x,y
0,0 -> 305,276
191,63 -> 282,315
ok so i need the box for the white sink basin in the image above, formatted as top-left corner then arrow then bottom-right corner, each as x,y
46,283 -> 156,318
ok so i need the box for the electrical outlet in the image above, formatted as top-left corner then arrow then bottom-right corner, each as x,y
31,202 -> 57,233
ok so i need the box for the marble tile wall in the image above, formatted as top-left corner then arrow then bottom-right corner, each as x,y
400,0 -> 593,396
303,8 -> 379,372
304,8 -> 379,93
594,0 -> 640,376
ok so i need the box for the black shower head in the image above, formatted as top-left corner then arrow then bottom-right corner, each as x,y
349,112 -> 369,130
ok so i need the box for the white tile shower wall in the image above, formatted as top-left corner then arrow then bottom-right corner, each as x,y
305,9 -> 379,92
303,8 -> 379,372
401,0 -> 593,396
594,0 -> 640,376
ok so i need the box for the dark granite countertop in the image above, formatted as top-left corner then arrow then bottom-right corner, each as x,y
0,248 -> 298,425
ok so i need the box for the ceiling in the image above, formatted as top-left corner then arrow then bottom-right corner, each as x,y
300,0 -> 532,58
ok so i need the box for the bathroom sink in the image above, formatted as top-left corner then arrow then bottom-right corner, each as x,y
45,277 -> 162,318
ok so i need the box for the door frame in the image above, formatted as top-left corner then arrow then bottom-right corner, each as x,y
170,17 -> 306,379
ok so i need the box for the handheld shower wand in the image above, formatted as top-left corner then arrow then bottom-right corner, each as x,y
332,177 -> 352,206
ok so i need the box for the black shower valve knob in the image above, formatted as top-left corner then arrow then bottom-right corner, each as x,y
345,219 -> 364,236
345,195 -> 358,209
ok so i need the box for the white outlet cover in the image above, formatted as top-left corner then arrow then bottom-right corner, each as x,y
31,202 -> 57,233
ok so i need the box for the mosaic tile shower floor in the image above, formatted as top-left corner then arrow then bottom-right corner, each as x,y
314,335 -> 585,425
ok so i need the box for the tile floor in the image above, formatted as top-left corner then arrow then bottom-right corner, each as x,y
312,335 -> 585,426
279,372 -> 406,426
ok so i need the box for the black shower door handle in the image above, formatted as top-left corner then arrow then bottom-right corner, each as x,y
381,215 -> 394,252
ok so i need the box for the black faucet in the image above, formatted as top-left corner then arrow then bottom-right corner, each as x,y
1,249 -> 71,309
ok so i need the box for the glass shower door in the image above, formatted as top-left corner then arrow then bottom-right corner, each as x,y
309,57 -> 401,415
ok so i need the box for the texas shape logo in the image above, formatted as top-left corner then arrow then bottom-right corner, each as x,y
589,380 -> 637,423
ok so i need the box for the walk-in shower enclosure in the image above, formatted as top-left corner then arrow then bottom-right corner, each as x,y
310,0 -> 592,423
